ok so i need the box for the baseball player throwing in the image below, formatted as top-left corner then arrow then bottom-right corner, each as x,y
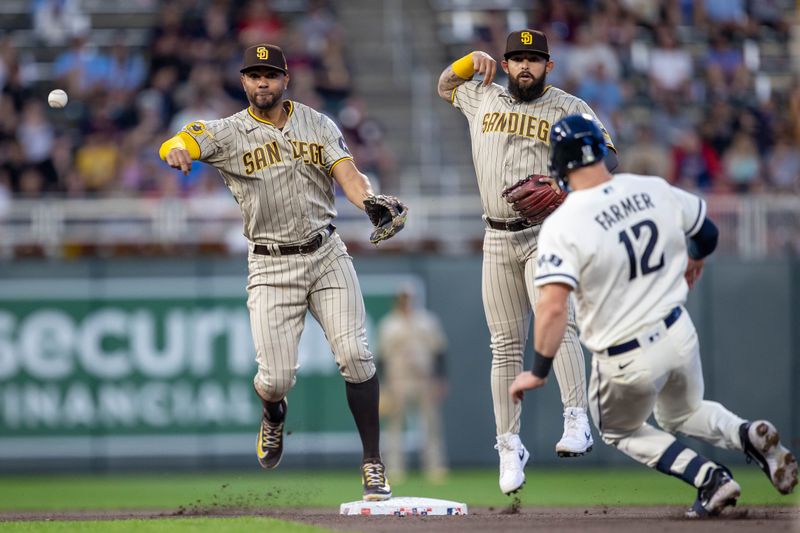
510,113 -> 798,517
438,29 -> 618,494
159,43 -> 407,501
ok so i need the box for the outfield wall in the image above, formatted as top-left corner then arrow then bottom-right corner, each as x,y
0,254 -> 796,472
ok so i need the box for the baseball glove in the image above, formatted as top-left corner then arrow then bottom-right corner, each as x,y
501,175 -> 567,225
363,194 -> 408,245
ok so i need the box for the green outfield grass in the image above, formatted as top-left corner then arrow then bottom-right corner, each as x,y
0,467 -> 797,512
1,518 -> 329,533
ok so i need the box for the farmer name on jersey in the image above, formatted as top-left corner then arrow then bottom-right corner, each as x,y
481,111 -> 550,142
594,192 -> 655,231
242,140 -> 326,175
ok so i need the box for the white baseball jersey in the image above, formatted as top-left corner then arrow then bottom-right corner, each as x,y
452,81 -> 614,220
535,173 -> 752,494
179,101 -> 352,245
534,173 -> 706,352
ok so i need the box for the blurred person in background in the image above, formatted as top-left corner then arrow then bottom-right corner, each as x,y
16,100 -> 57,191
766,124 -> 800,193
74,130 -> 120,195
378,286 -> 449,484
670,129 -> 723,191
648,27 -> 693,105
722,132 -> 762,193
52,34 -> 112,97
31,0 -> 90,47
621,123 -> 671,179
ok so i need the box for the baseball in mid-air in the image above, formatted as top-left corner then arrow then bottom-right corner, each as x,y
48,89 -> 68,109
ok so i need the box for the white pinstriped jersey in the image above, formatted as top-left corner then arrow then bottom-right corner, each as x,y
533,174 -> 707,352
452,82 -> 614,219
180,101 -> 352,244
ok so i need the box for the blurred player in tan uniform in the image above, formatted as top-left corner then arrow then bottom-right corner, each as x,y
511,113 -> 797,517
158,43 -> 405,501
437,30 -> 618,494
378,286 -> 448,483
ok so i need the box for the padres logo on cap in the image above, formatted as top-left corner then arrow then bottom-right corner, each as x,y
521,31 -> 533,45
256,46 -> 269,60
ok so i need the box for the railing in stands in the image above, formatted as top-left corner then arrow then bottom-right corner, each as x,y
0,194 -> 797,258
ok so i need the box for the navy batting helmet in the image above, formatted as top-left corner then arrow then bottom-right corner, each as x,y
549,113 -> 608,187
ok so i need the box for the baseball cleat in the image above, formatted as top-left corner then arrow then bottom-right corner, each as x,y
686,465 -> 740,518
257,398 -> 287,469
495,433 -> 530,494
361,460 -> 392,501
555,407 -> 594,458
740,420 -> 798,494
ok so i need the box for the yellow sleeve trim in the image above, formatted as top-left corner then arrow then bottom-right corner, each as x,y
452,52 -> 475,79
450,87 -> 458,104
329,156 -> 353,175
178,132 -> 201,159
158,132 -> 200,160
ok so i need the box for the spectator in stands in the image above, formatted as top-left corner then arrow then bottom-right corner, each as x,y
565,24 -> 621,85
621,123 -> 671,179
1,140 -> 26,194
74,131 -> 120,194
31,0 -> 90,47
338,97 -> 396,192
16,100 -> 57,191
52,34 -> 112,97
698,0 -> 748,34
17,166 -> 45,198
722,132 -> 762,193
705,30 -> 744,83
767,126 -> 800,193
576,63 -> 624,116
648,26 -> 693,104
237,0 -> 285,46
671,129 -> 723,191
313,33 -> 354,115
107,38 -> 147,94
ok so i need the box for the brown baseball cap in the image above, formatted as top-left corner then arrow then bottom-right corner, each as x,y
504,29 -> 549,60
240,44 -> 288,74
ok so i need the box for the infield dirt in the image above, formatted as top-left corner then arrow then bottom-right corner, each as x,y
2,505 -> 798,532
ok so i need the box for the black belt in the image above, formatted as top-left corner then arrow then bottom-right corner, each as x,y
485,217 -> 535,232
253,225 -> 334,256
607,307 -> 682,356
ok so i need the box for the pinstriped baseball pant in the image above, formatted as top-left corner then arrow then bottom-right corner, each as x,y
248,232 -> 376,401
483,226 -> 588,436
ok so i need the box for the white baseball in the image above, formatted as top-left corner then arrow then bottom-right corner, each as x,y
48,89 -> 68,109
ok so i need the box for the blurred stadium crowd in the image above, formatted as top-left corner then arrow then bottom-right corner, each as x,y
0,0 -> 395,201
0,0 -> 798,202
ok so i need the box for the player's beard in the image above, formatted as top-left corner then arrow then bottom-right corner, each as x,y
249,88 -> 284,111
508,71 -> 547,102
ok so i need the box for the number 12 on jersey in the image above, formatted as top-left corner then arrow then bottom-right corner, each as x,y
618,219 -> 665,280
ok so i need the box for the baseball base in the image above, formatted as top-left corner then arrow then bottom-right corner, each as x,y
340,496 -> 468,516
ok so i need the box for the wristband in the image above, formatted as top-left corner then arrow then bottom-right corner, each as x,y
531,350 -> 553,379
451,52 -> 476,79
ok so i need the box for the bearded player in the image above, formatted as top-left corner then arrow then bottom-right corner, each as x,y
437,30 -> 618,494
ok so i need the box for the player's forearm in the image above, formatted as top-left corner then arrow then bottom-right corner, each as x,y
533,295 -> 569,357
437,65 -> 468,100
338,170 -> 374,209
158,132 -> 200,160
